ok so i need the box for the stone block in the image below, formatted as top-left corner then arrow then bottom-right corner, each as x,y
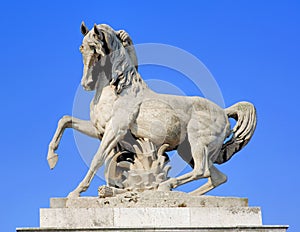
190,207 -> 262,227
114,208 -> 190,227
50,191 -> 249,208
17,194 -> 288,232
17,225 -> 289,232
40,208 -> 114,228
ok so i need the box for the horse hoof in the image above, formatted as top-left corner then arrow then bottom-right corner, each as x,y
67,191 -> 80,198
98,186 -> 114,198
158,184 -> 171,192
47,152 -> 58,169
158,179 -> 174,192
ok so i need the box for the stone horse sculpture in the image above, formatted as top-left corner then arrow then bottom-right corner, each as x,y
47,22 -> 257,198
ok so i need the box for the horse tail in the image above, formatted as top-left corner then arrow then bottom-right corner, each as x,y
215,102 -> 257,164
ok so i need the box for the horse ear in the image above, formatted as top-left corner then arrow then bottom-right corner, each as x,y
80,21 -> 89,36
93,24 -> 103,40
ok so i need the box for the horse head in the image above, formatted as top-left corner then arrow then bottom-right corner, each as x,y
79,22 -> 139,93
79,22 -> 113,91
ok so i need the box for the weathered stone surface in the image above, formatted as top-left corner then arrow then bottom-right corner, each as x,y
40,207 -> 262,228
18,195 -> 288,232
39,195 -> 262,229
50,191 -> 249,208
17,226 -> 289,232
40,208 -> 114,228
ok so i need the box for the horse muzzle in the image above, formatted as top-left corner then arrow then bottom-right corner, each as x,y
81,73 -> 95,91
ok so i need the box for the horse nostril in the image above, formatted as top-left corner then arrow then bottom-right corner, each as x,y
81,78 -> 86,86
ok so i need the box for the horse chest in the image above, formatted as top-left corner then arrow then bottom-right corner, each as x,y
90,87 -> 116,131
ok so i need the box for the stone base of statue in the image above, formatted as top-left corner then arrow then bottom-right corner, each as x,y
17,191 -> 287,232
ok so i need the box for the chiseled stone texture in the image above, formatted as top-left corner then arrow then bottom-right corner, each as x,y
17,226 -> 289,232
17,193 -> 288,231
39,193 -> 264,229
40,208 -> 114,228
40,207 -> 262,228
50,191 -> 249,208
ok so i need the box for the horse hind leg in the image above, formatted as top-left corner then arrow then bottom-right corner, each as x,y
174,137 -> 227,195
190,164 -> 227,196
158,137 -> 210,191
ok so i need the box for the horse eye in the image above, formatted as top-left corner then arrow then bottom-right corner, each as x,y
79,45 -> 84,52
89,45 -> 97,53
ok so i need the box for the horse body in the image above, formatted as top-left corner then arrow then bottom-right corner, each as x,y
89,76 -> 231,185
47,23 -> 256,197
133,93 -> 230,153
91,78 -> 230,151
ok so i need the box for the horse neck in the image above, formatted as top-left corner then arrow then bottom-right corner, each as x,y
122,72 -> 150,96
93,75 -> 111,104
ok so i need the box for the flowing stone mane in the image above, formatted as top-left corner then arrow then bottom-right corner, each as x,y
96,24 -> 145,94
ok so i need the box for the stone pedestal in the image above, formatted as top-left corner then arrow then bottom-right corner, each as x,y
17,191 -> 288,232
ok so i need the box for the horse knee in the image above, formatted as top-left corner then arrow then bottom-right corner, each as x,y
58,115 -> 72,127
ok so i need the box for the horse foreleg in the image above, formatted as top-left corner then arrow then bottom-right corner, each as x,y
189,164 -> 227,195
47,115 -> 99,169
67,123 -> 127,198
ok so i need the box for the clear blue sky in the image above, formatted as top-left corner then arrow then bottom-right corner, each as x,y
1,1 -> 299,231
